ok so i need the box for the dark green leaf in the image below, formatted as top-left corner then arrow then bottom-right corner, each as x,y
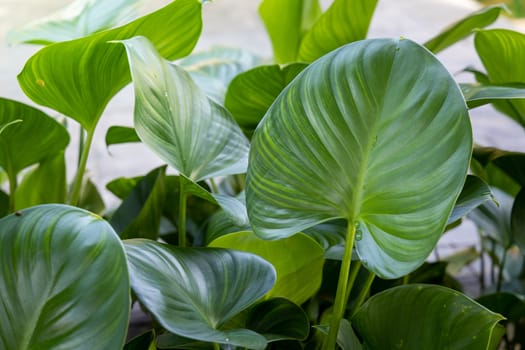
106,125 -> 140,147
124,330 -> 156,350
352,284 -> 505,349
246,38 -> 472,278
477,292 -> 525,322
125,240 -> 275,349
448,175 -> 493,224
210,231 -> 324,304
110,166 -> 166,239
120,36 -> 249,182
471,147 -> 521,196
246,298 -> 309,342
337,319 -> 362,350
302,219 -> 347,259
511,187 -> 525,251
18,0 -> 202,132
77,177 -> 106,214
424,5 -> 506,54
0,204 -> 130,350
157,333 -> 214,349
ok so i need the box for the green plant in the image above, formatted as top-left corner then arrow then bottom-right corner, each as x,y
1,0 -> 522,349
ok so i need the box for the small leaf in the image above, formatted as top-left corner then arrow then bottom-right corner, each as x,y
461,83 -> 525,109
107,176 -> 140,199
424,5 -> 506,54
106,125 -> 140,147
0,204 -> 130,350
448,175 -> 493,224
209,232 -> 324,304
352,284 -> 505,349
8,0 -> 144,45
120,36 -> 249,182
125,239 -> 275,349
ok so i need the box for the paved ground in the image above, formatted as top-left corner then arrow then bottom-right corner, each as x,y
1,0 -> 525,296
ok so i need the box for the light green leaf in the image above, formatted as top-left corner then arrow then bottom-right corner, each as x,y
352,284 -> 505,349
18,0 -> 202,132
210,231 -> 324,304
8,0 -> 144,45
106,175 -> 140,199
15,153 -> 67,209
246,38 -> 472,278
424,5 -> 506,54
298,0 -> 378,62
259,0 -> 322,63
119,36 -> 249,182
461,83 -> 525,109
225,63 -> 307,136
124,239 -> 275,349
474,29 -> 525,128
106,125 -> 140,147
448,175 -> 493,224
0,204 -> 130,350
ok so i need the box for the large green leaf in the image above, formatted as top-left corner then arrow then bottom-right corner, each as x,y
246,38 -> 472,278
0,204 -> 130,349
352,284 -> 505,349
225,63 -> 307,135
209,231 -> 324,304
8,0 -> 144,45
119,36 -> 249,182
297,0 -> 378,62
0,97 -> 69,177
124,239 -> 275,349
18,0 -> 202,132
474,29 -> 525,128
259,0 -> 322,63
424,5 -> 506,54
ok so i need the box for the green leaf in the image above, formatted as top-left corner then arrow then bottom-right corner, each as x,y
246,298 -> 309,342
0,119 -> 22,135
124,239 -> 275,349
225,63 -> 307,135
448,175 -> 493,224
477,292 -> 525,322
77,177 -> 106,214
259,0 -> 322,63
18,0 -> 202,132
474,29 -> 525,128
297,0 -> 378,62
303,219 -> 347,259
352,284 -> 505,349
0,97 -> 69,177
0,191 -> 9,218
110,166 -> 166,239
15,153 -> 67,209
205,198 -> 251,244
246,38 -> 472,278
106,125 -> 140,147
337,319 -> 362,350
209,231 -> 324,304
157,333 -> 214,349
461,83 -> 525,109
0,204 -> 130,350
424,5 -> 506,54
8,0 -> 144,45
471,147 -> 522,196
511,187 -> 525,251
124,330 -> 156,350
119,36 -> 250,182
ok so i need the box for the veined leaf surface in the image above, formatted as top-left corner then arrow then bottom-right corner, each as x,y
246,38 -> 472,278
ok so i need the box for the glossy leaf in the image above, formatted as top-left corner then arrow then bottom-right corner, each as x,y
511,187 -> 525,251
246,38 -> 472,278
298,0 -> 378,62
259,0 -> 322,63
120,36 -> 249,182
475,29 -> 525,128
0,204 -> 130,349
246,298 -> 309,342
424,5 -> 506,54
448,175 -> 493,224
8,0 -> 144,45
352,284 -> 505,349
106,125 -> 140,147
461,83 -> 525,109
210,231 -> 324,304
18,0 -> 202,132
15,153 -> 67,209
0,97 -> 69,177
124,239 -> 275,349
110,166 -> 166,239
225,63 -> 307,135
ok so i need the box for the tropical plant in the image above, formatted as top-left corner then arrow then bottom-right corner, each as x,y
1,0 -> 523,349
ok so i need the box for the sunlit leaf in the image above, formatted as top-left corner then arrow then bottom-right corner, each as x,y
106,125 -> 140,147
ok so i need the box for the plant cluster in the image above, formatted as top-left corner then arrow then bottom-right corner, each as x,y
1,0 -> 525,349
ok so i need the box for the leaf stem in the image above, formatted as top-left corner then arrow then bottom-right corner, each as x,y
324,223 -> 357,350
68,127 -> 95,206
213,343 -> 220,350
350,271 -> 375,319
496,248 -> 508,293
178,178 -> 187,247
209,178 -> 219,193
344,260 -> 361,303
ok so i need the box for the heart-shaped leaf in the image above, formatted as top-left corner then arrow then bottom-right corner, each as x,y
352,284 -> 505,349
18,0 -> 202,132
119,36 -> 250,182
0,204 -> 130,350
8,0 -> 144,45
209,231 -> 324,304
124,239 -> 275,349
246,38 -> 472,278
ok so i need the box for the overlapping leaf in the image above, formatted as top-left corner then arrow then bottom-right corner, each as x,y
246,38 -> 472,278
